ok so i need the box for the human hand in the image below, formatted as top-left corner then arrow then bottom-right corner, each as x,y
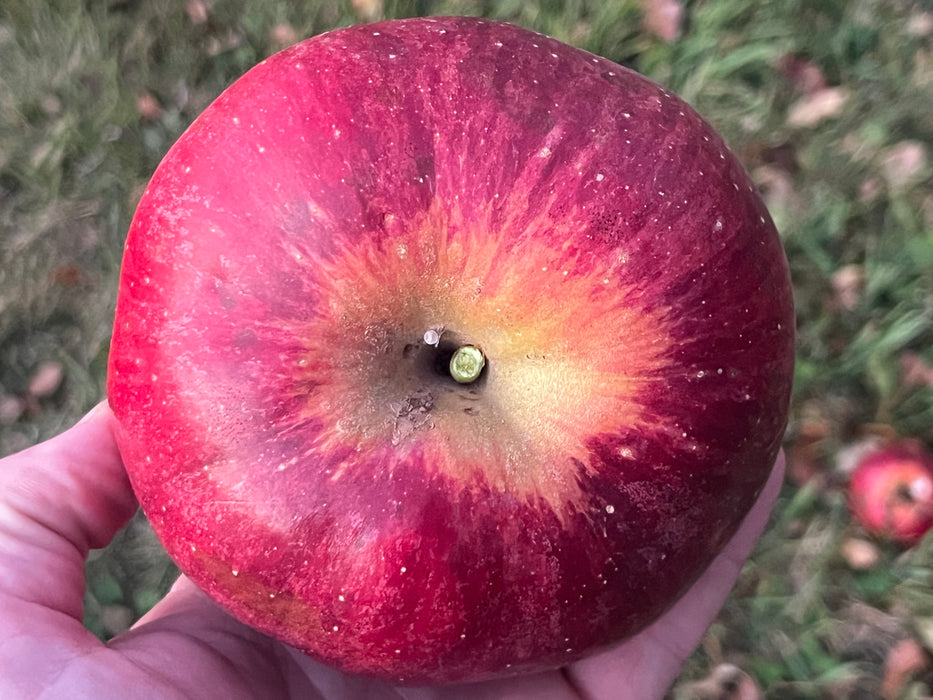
0,402 -> 783,699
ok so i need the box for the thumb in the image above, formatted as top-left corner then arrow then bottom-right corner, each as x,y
0,401 -> 138,617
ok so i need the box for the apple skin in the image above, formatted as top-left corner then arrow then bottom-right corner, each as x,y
849,443 -> 933,546
107,17 -> 794,684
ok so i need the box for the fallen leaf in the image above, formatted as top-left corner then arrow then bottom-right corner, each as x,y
787,86 -> 850,128
901,352 -> 933,389
752,165 -> 800,219
641,0 -> 684,43
28,361 -> 64,398
907,12 -> 933,37
859,176 -> 883,203
881,140 -> 928,191
841,537 -> 881,570
270,22 -> 298,48
831,264 -> 865,311
352,0 -> 384,22
777,54 -> 827,94
787,433 -> 826,487
676,663 -> 763,700
0,395 -> 24,424
835,437 -> 884,478
100,605 -> 135,636
881,638 -> 930,700
52,264 -> 85,288
136,91 -> 163,121
185,0 -> 209,25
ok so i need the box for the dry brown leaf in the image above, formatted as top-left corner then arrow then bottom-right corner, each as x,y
859,176 -> 883,203
28,361 -> 64,398
52,264 -> 85,288
840,537 -> 881,570
352,0 -> 384,22
881,140 -> 929,191
269,23 -> 298,49
881,638 -> 930,700
778,54 -> 828,94
641,0 -> 684,43
787,86 -> 850,128
100,604 -> 135,636
907,12 -> 933,37
185,0 -> 209,25
677,663 -> 763,700
0,395 -> 24,424
787,433 -> 826,487
902,352 -> 933,389
752,165 -> 800,218
835,438 -> 884,478
831,264 -> 865,311
136,91 -> 163,121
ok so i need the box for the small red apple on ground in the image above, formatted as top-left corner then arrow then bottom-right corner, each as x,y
107,17 -> 795,684
849,442 -> 933,545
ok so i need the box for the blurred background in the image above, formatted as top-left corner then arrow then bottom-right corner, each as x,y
1,0 -> 932,697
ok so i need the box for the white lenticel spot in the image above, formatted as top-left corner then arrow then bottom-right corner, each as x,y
605,504 -> 615,514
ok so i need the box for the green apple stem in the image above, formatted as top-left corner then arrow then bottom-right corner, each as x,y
449,345 -> 485,384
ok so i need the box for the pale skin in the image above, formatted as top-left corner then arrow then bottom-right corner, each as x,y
0,402 -> 784,700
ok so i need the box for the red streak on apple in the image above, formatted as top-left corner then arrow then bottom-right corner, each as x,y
849,443 -> 933,546
107,17 -> 794,684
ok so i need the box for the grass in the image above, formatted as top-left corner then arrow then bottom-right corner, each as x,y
2,0 -> 932,696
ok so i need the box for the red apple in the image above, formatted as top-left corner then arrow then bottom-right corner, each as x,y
107,17 -> 794,684
849,443 -> 933,545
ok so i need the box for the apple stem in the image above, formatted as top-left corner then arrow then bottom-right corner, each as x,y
449,345 -> 485,384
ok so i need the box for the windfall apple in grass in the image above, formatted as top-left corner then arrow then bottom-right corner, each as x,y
850,443 -> 933,546
107,17 -> 794,684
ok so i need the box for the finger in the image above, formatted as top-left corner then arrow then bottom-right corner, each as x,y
0,401 -> 137,617
564,451 -> 786,699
